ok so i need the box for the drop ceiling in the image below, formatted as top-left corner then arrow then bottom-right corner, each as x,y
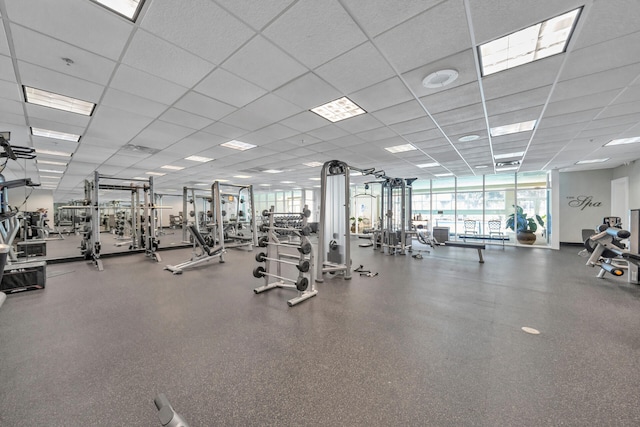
0,0 -> 638,198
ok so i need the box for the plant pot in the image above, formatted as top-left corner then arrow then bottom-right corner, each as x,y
517,230 -> 537,245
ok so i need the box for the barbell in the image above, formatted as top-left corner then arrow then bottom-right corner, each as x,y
255,252 -> 310,272
252,266 -> 309,291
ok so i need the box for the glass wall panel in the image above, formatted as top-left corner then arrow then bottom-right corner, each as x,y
431,177 -> 456,237
516,172 -> 549,247
485,174 -> 516,244
456,176 -> 484,238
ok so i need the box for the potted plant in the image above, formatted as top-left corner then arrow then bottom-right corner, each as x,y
506,205 -> 544,245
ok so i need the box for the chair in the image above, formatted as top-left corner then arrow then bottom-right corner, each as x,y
488,219 -> 504,247
464,220 -> 478,235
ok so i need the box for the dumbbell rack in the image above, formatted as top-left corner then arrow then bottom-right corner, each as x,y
253,206 -> 317,307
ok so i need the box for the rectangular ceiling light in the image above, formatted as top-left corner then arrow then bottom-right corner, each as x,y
434,173 -> 453,177
220,140 -> 256,151
31,127 -> 81,142
479,8 -> 581,76
259,184 -> 271,186
575,158 -> 609,164
36,149 -> 72,157
385,144 -> 417,153
309,177 -> 321,181
417,162 -> 440,168
91,0 -> 145,21
185,155 -> 213,162
304,161 -> 324,167
37,160 -> 67,166
310,96 -> 366,123
145,172 -> 166,176
40,175 -> 61,179
490,120 -> 536,137
161,165 -> 185,171
280,181 -> 295,184
233,175 -> 251,179
39,169 -> 64,174
24,86 -> 95,116
494,151 -> 525,160
604,137 -> 640,146
263,169 -> 283,174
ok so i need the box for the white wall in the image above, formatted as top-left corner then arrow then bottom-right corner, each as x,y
559,169 -> 613,243
612,160 -> 640,209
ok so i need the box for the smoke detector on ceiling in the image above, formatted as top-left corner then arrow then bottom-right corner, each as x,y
422,69 -> 459,89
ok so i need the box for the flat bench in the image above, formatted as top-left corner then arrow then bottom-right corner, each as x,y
443,241 -> 485,263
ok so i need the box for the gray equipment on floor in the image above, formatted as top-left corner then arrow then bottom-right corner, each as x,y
154,394 -> 190,427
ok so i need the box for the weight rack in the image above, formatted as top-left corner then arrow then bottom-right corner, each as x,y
253,205 -> 317,307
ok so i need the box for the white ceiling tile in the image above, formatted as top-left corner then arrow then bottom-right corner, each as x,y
0,55 -> 16,83
350,77 -> 414,112
10,24 -> 117,86
0,99 -> 22,116
17,61 -> 104,103
279,111 -> 329,133
25,104 -> 91,129
220,94 -> 300,131
121,30 -> 214,88
334,114 -> 384,134
159,109 -> 214,131
201,122 -> 248,140
242,124 -> 298,145
342,0 -> 441,37
554,63 -> 640,100
173,92 -> 236,121
0,111 -> 26,127
31,135 -> 78,153
306,125 -> 349,141
131,121 -> 195,150
371,100 -> 425,125
5,0 -> 133,60
274,73 -> 341,109
314,42 -> 395,94
432,104 -> 485,128
373,0 -> 471,73
72,142 -> 119,162
110,64 -> 187,105
195,68 -> 267,108
164,132 -> 228,156
482,56 -> 564,100
214,0 -> 296,30
571,0 -> 639,50
263,0 -> 367,69
0,79 -> 21,101
222,36 -> 307,91
28,117 -> 86,137
545,89 -> 618,117
141,0 -> 254,64
86,105 -> 154,143
388,117 -> 434,135
101,88 -> 169,119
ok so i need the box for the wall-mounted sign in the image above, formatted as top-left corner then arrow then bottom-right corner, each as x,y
566,195 -> 602,210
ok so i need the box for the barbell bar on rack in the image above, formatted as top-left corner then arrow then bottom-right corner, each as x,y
252,266 -> 309,291
257,236 -> 312,255
255,252 -> 310,272
262,209 -> 311,218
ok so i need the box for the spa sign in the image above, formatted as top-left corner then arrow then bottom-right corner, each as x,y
566,195 -> 602,210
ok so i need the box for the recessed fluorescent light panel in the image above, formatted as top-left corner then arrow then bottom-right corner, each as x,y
263,169 -> 283,174
434,173 -> 453,177
233,175 -> 251,179
37,160 -> 67,166
310,96 -> 366,123
145,172 -> 166,176
496,166 -> 519,172
91,0 -> 145,21
384,144 -> 417,153
185,155 -> 213,162
490,120 -> 536,137
280,181 -> 295,184
38,169 -> 64,174
604,137 -> 640,146
494,151 -> 525,160
575,158 -> 609,164
417,162 -> 440,168
304,161 -> 324,167
309,177 -> 321,181
475,165 -> 489,169
31,127 -> 80,142
37,149 -> 72,157
24,86 -> 95,116
479,8 -> 581,76
160,165 -> 185,171
259,184 -> 271,187
221,140 -> 256,151
40,175 -> 61,179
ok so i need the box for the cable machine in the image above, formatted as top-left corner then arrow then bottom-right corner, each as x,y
378,177 -> 416,255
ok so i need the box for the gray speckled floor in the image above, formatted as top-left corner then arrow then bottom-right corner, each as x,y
1,240 -> 639,426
